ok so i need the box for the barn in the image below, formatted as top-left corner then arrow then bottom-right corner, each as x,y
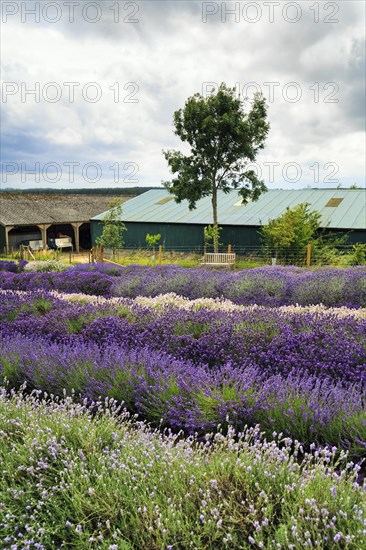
91,188 -> 366,250
0,194 -> 129,253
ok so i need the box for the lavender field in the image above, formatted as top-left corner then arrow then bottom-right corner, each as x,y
1,262 -> 365,307
1,261 -> 366,548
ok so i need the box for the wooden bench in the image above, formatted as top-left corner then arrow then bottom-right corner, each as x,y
55,237 -> 73,250
29,240 -> 44,251
202,252 -> 236,267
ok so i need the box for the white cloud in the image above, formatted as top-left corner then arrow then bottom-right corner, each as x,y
46,127 -> 83,146
1,0 -> 365,189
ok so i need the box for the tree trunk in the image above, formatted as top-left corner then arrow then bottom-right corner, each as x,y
212,184 -> 219,253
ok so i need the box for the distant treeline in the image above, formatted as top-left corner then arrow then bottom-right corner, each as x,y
0,187 -> 161,196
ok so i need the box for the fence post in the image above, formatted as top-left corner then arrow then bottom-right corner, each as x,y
19,245 -> 23,260
158,245 -> 162,265
306,243 -> 311,267
228,244 -> 232,254
100,245 -> 104,263
27,245 -> 35,261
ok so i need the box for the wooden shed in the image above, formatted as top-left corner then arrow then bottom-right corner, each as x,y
0,193 -> 128,253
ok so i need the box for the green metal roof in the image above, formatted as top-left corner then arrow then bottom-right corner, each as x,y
92,188 -> 366,230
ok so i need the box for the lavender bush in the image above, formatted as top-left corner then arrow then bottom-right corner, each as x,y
1,333 -> 365,455
1,266 -> 366,545
1,292 -> 364,384
1,292 -> 366,455
0,270 -> 115,296
24,260 -> 67,273
109,265 -> 366,307
0,264 -> 364,307
70,262 -> 125,276
1,388 -> 365,548
0,259 -> 27,273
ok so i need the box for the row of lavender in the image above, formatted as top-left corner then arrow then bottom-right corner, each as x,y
1,290 -> 365,456
2,389 -> 365,548
1,261 -> 365,306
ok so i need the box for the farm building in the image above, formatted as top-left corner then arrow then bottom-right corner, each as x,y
91,188 -> 366,250
0,194 -> 129,253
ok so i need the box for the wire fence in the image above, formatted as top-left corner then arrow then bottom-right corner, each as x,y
99,243 -> 359,267
0,243 -> 362,267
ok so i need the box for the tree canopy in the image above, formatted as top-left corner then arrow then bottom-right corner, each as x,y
260,203 -> 322,263
163,83 -> 270,251
261,202 -> 320,243
260,202 -> 351,265
96,199 -> 127,254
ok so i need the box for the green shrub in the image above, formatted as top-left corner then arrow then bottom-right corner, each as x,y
349,243 -> 366,266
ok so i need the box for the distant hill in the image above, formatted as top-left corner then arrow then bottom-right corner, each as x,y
0,187 -> 161,196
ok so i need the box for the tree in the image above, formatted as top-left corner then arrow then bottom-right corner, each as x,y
96,199 -> 127,255
145,233 -> 161,265
145,233 -> 161,252
163,83 -> 270,252
203,225 -> 222,251
260,203 -> 321,264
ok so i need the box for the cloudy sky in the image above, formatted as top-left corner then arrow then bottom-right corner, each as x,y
1,0 -> 365,190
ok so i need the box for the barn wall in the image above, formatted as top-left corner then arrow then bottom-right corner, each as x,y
330,229 -> 366,245
122,222 -> 204,248
91,220 -> 366,251
91,221 -> 262,249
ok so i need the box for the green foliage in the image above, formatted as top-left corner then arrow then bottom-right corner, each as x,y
145,233 -> 161,250
260,203 -> 322,264
29,297 -> 54,315
349,243 -> 366,266
260,203 -> 349,265
96,199 -> 127,254
145,234 -> 161,266
311,230 -> 349,266
337,184 -> 361,189
163,83 -> 270,251
203,225 -> 222,249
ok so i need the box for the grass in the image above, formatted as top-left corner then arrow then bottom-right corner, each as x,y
1,247 -> 359,270
1,387 -> 365,549
1,249 -> 66,261
100,248 -> 360,269
100,249 -> 267,269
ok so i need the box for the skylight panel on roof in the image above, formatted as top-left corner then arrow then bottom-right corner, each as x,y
156,197 -> 174,205
325,198 -> 343,207
233,198 -> 252,206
